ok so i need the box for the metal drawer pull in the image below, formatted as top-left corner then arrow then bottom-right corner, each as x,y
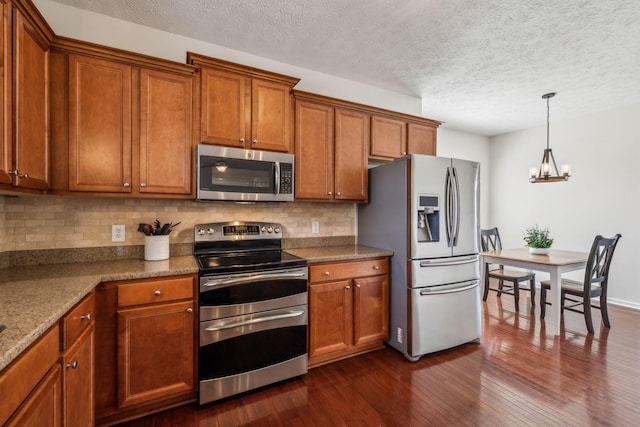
154,290 -> 161,296
204,271 -> 306,287
205,310 -> 304,332
66,360 -> 78,369
373,265 -> 380,270
187,308 -> 193,313
81,314 -> 91,321
324,271 -> 330,276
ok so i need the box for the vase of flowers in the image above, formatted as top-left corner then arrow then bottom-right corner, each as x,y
523,225 -> 553,254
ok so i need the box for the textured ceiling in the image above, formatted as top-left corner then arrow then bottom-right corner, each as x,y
50,0 -> 640,136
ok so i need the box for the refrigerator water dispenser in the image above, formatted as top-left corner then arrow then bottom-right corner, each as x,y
417,194 -> 439,242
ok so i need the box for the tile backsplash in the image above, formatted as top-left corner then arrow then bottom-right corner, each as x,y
0,195 -> 355,252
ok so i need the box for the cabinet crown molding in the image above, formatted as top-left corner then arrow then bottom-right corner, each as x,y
187,52 -> 300,87
293,90 -> 442,127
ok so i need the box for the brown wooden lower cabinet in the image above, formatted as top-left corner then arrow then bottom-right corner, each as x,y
5,364 -> 62,427
95,275 -> 197,426
308,257 -> 389,368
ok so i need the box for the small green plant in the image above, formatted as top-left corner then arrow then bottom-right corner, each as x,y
523,225 -> 554,248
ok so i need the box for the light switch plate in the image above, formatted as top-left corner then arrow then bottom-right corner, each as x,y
311,221 -> 319,234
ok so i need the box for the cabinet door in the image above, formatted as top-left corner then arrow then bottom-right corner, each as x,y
62,327 -> 94,427
334,108 -> 368,202
5,364 -> 62,427
251,78 -> 292,152
370,116 -> 406,159
294,100 -> 334,200
308,280 -> 353,359
407,122 -> 436,156
200,68 -> 247,148
68,54 -> 132,192
12,8 -> 49,190
138,69 -> 193,195
117,300 -> 194,408
353,275 -> 389,347
0,1 -> 10,185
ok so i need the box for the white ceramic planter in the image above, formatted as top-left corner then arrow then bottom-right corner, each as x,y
144,235 -> 170,261
529,247 -> 550,255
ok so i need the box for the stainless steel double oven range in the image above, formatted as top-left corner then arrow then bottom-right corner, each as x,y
194,221 -> 308,404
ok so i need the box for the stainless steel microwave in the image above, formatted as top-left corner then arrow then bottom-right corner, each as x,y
196,144 -> 294,202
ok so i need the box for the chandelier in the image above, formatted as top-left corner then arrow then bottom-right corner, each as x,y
529,92 -> 570,183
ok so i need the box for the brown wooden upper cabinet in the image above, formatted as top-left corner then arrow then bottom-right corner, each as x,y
188,53 -> 300,153
0,0 -> 53,193
370,116 -> 439,160
294,95 -> 368,202
50,38 -> 197,198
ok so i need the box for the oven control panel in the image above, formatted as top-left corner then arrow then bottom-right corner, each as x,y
194,221 -> 283,242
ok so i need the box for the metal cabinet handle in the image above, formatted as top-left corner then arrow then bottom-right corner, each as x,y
345,285 -> 351,290
66,360 -> 78,369
187,308 -> 193,313
373,265 -> 380,270
81,314 -> 91,321
239,137 -> 245,143
328,191 -> 333,196
8,170 -> 28,179
356,284 -> 361,288
252,139 -> 258,144
324,271 -> 330,276
336,192 -> 341,196
154,290 -> 161,296
123,182 -> 130,188
140,183 -> 147,188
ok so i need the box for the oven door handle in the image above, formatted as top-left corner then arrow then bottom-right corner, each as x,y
203,271 -> 307,289
205,310 -> 305,331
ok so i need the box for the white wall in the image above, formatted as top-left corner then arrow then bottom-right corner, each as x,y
33,0 -> 423,116
490,103 -> 640,308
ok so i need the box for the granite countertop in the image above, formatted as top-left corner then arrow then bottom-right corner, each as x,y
285,245 -> 393,263
0,256 -> 198,372
0,245 -> 392,372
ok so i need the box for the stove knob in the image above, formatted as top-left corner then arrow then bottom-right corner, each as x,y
267,226 -> 273,233
207,227 -> 215,234
261,226 -> 266,232
274,227 -> 281,233
197,228 -> 205,235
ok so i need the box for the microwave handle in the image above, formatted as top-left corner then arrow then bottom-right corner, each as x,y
274,161 -> 281,194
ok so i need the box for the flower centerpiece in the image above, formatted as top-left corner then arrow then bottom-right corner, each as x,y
523,225 -> 553,254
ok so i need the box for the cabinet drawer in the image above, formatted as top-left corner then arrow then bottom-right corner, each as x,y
61,291 -> 95,351
118,276 -> 194,308
309,258 -> 388,283
0,325 -> 59,425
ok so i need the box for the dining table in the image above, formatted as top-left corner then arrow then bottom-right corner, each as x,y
480,248 -> 589,336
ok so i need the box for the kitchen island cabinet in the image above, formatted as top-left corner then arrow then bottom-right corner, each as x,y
0,0 -> 53,193
188,53 -> 300,153
307,257 -> 389,368
294,94 -> 369,202
49,38 -> 196,198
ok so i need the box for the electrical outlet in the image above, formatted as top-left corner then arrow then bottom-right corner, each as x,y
112,224 -> 125,242
397,327 -> 403,344
311,221 -> 319,234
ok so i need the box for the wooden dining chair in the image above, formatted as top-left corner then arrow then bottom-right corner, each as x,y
540,234 -> 621,333
481,227 -> 536,312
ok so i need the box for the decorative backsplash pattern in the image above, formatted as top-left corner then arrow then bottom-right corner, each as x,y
0,196 -> 355,252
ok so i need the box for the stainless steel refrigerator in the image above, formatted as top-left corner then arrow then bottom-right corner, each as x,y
358,154 -> 481,361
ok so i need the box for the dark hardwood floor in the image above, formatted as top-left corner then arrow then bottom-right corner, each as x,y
120,292 -> 640,426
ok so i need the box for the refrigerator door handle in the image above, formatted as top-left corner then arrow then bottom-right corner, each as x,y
452,166 -> 461,246
419,255 -> 479,267
445,167 -> 454,246
419,280 -> 479,296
